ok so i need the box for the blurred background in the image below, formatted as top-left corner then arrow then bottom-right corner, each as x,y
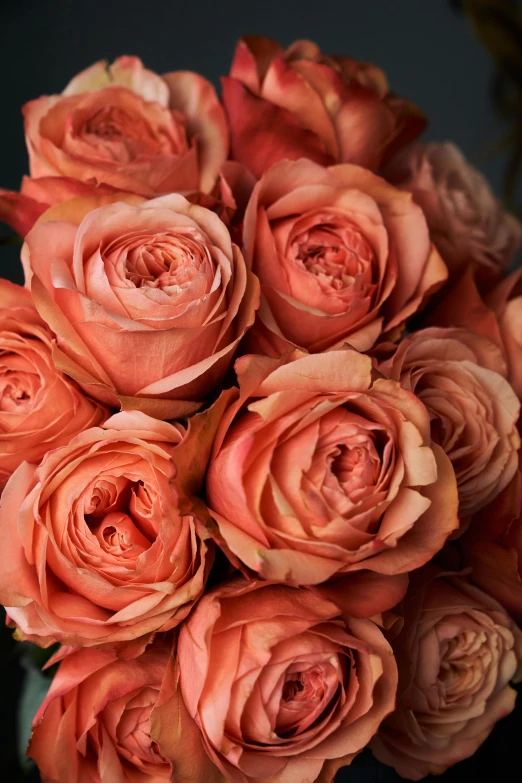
1,0 -> 521,780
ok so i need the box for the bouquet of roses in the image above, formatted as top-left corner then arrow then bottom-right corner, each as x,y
1,35 -> 522,783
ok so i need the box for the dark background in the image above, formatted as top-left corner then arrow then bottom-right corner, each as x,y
0,0 -> 520,781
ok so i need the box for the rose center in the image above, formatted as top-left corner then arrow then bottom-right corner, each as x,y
438,629 -> 490,702
292,223 -> 374,291
0,367 -> 37,414
330,440 -> 381,497
80,105 -> 164,162
124,235 -> 207,290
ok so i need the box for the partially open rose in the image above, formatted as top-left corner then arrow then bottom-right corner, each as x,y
171,579 -> 398,783
206,349 -> 459,584
0,279 -> 106,489
23,56 -> 228,197
243,159 -> 447,356
223,36 -> 425,179
371,568 -> 522,780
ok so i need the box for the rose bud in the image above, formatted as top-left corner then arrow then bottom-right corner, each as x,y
0,279 -> 106,489
371,567 -> 522,780
387,142 -> 522,285
24,193 -> 259,418
223,36 -> 425,179
0,408 -> 219,654
206,348 -> 459,584
242,158 -> 447,357
167,578 -> 398,783
379,326 -> 520,518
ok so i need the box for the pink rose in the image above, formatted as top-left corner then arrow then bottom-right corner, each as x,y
223,36 -> 426,179
0,407 -> 218,653
25,193 -> 259,418
379,326 -> 520,517
206,349 -> 459,584
23,56 -> 228,197
387,142 -> 522,284
371,568 -> 522,779
242,158 -> 447,356
173,579 -> 398,783
0,279 -> 106,489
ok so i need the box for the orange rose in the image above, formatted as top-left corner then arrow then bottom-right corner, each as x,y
25,193 -> 259,418
379,326 -> 520,517
23,56 -> 228,197
242,159 -> 447,356
206,349 -> 459,584
171,579 -> 397,783
223,36 -> 425,179
371,568 -> 522,779
0,279 -> 106,489
0,408 -> 216,653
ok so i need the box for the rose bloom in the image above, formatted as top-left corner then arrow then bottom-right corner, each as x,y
371,568 -> 522,780
23,55 -> 228,197
223,36 -> 426,179
25,193 -> 259,418
387,142 -> 522,283
0,409 -> 213,652
379,326 -> 520,517
28,643 -> 173,782
206,349 -> 459,584
168,578 -> 398,783
0,279 -> 106,489
242,159 -> 447,356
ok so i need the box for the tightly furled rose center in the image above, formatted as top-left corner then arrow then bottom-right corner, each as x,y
0,355 -> 37,412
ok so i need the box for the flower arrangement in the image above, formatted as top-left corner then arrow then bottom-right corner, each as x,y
1,36 -> 521,783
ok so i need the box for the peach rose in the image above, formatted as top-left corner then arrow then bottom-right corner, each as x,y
371,568 -> 522,780
0,407 -> 217,653
25,193 -> 259,418
28,643 -> 173,782
0,279 -> 106,488
242,159 -> 447,356
206,349 -> 459,584
23,56 -> 228,197
223,36 -> 425,179
173,578 -> 398,783
387,142 -> 522,284
379,327 -> 520,517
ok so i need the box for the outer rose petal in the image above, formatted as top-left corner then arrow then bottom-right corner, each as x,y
0,189 -> 48,236
63,56 -> 170,105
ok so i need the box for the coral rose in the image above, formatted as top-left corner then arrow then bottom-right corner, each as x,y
223,36 -> 425,179
23,56 -> 228,197
387,142 -> 522,284
379,326 -> 520,517
0,408 -> 216,653
0,279 -> 106,489
206,349 -> 459,584
25,193 -> 259,417
371,567 -> 522,780
171,578 -> 398,783
242,159 -> 447,356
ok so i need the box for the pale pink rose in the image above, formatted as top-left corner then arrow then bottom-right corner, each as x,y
223,36 -> 426,179
206,348 -> 459,585
0,407 -> 219,653
0,279 -> 106,489
23,56 -> 228,197
379,326 -> 520,517
242,158 -> 447,357
387,142 -> 522,283
371,567 -> 522,780
25,193 -> 259,418
173,578 -> 398,783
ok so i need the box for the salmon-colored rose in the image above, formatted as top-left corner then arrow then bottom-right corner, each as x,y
0,408 -> 215,653
206,349 -> 459,584
25,193 -> 259,418
242,159 -> 447,356
371,568 -> 522,780
173,579 -> 398,783
387,142 -> 522,284
23,56 -> 228,197
379,327 -> 520,517
28,643 -> 173,782
0,279 -> 106,489
223,36 -> 425,179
